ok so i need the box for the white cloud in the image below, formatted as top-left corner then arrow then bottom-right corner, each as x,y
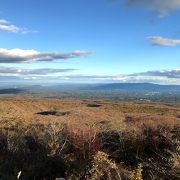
0,19 -> 8,24
114,75 -> 180,85
148,36 -> 180,46
0,67 -> 179,85
31,70 -> 180,84
0,24 -> 21,33
0,66 -> 77,76
0,48 -> 91,63
134,69 -> 180,78
50,73 -> 180,84
69,69 -> 178,84
125,0 -> 180,17
0,18 -> 37,34
114,69 -> 180,84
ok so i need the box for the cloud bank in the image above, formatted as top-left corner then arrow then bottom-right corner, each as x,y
115,69 -> 180,84
148,36 -> 180,46
0,18 -> 37,34
0,68 -> 179,85
0,48 -> 91,63
52,69 -> 180,84
125,0 -> 180,17
0,66 -> 77,76
134,69 -> 180,78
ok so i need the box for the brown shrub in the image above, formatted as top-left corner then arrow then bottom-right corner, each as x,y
67,125 -> 101,161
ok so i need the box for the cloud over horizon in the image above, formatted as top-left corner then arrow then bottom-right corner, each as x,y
0,66 -> 77,76
125,0 -> 180,17
0,68 -> 179,85
0,48 -> 91,63
134,69 -> 180,78
115,69 -> 180,84
52,69 -> 180,84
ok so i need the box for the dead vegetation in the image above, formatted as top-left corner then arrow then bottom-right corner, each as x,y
0,98 -> 179,179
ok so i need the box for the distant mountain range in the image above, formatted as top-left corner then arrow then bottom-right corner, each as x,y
0,83 -> 180,94
88,83 -> 180,92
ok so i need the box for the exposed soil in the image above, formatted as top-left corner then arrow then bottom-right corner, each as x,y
86,104 -> 102,107
36,111 -> 70,116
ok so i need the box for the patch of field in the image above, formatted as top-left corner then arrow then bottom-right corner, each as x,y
0,98 -> 179,130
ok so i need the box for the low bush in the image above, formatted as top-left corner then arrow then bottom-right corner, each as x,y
0,120 -> 179,179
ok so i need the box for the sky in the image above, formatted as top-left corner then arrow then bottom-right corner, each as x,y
0,0 -> 180,85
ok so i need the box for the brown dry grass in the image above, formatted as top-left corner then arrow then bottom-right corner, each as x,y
0,98 -> 179,179
0,98 -> 179,130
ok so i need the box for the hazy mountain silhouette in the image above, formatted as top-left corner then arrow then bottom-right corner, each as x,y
88,83 -> 180,92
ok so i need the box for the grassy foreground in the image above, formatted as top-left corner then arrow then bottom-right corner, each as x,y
0,98 -> 179,179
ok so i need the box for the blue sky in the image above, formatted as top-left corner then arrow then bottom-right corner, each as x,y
0,0 -> 180,84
